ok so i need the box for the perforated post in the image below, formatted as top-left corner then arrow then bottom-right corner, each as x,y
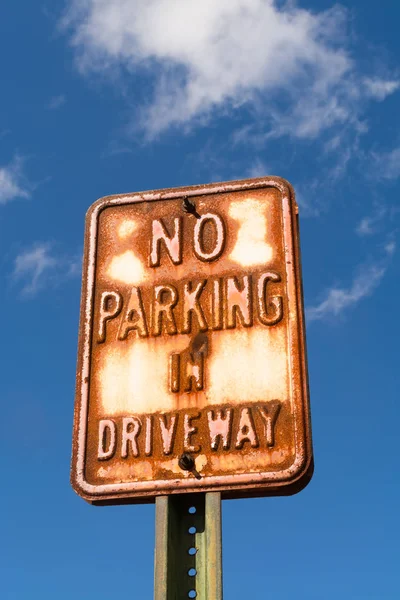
154,493 -> 223,599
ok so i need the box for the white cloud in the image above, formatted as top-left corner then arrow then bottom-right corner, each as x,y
356,207 -> 386,236
363,77 -> 400,101
48,94 -> 66,110
307,263 -> 385,322
373,147 -> 400,180
63,0 -> 360,138
293,179 -> 323,217
0,157 -> 30,204
246,159 -> 271,179
385,240 -> 396,256
13,243 -> 80,296
306,244 -> 395,322
101,139 -> 133,158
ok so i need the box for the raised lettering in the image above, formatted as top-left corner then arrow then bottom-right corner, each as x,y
259,401 -> 281,447
207,409 -> 233,450
182,280 -> 208,333
184,352 -> 204,392
169,353 -> 180,393
97,291 -> 122,343
152,284 -> 178,336
194,213 -> 226,262
235,408 -> 259,449
257,272 -> 283,326
118,286 -> 149,340
150,218 -> 182,267
98,419 -> 117,460
145,415 -> 153,456
184,413 -> 201,453
121,417 -> 141,458
226,275 -> 252,328
159,414 -> 178,455
211,279 -> 223,330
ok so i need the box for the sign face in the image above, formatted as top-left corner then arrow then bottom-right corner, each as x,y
71,177 -> 313,504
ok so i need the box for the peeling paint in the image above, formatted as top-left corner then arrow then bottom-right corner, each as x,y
71,177 -> 312,504
229,198 -> 273,266
107,250 -> 146,285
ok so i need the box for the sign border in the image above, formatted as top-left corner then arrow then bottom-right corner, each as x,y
71,177 -> 313,504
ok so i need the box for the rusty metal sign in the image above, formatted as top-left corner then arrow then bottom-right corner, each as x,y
71,177 -> 313,504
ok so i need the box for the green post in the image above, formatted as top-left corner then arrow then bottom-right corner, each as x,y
154,492 -> 223,599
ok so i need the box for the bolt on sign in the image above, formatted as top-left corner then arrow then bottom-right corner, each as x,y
71,177 -> 313,504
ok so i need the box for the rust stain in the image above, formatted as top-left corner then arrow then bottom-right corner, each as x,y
71,177 -> 313,504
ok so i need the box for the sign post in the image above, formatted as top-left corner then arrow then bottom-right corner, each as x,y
154,493 -> 222,599
71,177 -> 313,597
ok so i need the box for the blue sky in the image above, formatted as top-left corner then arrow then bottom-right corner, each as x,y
1,1 -> 399,598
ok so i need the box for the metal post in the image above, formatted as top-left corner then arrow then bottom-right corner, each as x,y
154,492 -> 223,599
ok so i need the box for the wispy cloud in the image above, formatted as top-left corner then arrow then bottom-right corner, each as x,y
48,94 -> 66,110
246,159 -> 271,179
293,180 -> 324,218
372,147 -> 400,180
385,239 -> 396,256
356,207 -> 386,236
101,139 -> 133,158
306,243 -> 395,322
0,157 -> 30,204
62,1 -> 398,141
13,243 -> 80,296
363,77 -> 400,101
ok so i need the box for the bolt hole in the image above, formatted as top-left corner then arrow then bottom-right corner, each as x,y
188,506 -> 196,514
188,547 -> 197,555
188,526 -> 196,534
188,568 -> 196,577
188,591 -> 197,598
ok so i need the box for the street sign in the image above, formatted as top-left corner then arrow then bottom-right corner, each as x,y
71,177 -> 313,504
